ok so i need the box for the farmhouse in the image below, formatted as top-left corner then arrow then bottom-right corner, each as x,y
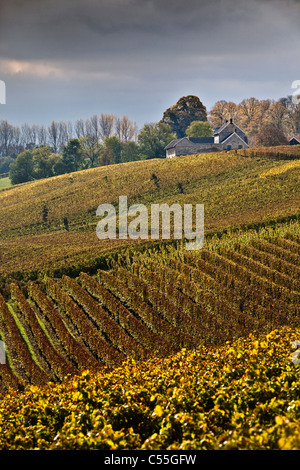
165,118 -> 249,158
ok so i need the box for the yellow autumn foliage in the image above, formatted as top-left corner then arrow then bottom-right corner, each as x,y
0,327 -> 300,450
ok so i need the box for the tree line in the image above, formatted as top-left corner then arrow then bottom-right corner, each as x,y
209,96 -> 300,144
0,113 -> 141,158
1,94 -> 300,184
0,113 -> 175,184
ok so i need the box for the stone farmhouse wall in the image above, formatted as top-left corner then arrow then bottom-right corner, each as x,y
219,133 -> 248,151
218,122 -> 246,142
166,138 -> 220,158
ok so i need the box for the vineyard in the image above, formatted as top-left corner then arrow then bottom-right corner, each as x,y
0,223 -> 299,394
0,148 -> 299,449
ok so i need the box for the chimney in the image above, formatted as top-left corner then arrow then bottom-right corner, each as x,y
230,117 -> 233,124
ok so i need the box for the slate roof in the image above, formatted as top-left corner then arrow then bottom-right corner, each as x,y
289,137 -> 300,145
214,119 -> 246,137
164,138 -> 185,150
189,137 -> 215,144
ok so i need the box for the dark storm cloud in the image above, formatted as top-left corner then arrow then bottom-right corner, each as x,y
0,0 -> 299,126
1,0 -> 298,62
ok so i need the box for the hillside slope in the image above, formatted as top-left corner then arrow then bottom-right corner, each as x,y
0,148 -> 299,449
0,150 -> 299,281
0,146 -> 299,392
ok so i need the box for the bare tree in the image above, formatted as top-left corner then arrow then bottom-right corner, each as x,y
74,119 -> 86,139
115,115 -> 138,142
66,121 -> 74,141
265,101 -> 289,131
208,101 -> 229,128
37,125 -> 48,146
20,123 -> 32,148
57,121 -> 70,151
89,114 -> 100,143
0,120 -> 14,156
48,121 -> 59,153
99,113 -> 115,140
280,96 -> 300,136
236,97 -> 269,136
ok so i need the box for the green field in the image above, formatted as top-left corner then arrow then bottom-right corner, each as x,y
0,177 -> 11,189
0,147 -> 300,450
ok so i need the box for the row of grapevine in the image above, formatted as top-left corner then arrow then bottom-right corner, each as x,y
237,243 -> 300,280
185,250 -> 300,307
45,277 -> 124,368
250,238 -> 299,267
113,266 -> 203,347
0,291 -> 50,387
130,263 -> 242,343
28,281 -> 101,372
79,272 -> 174,357
10,284 -> 76,380
164,255 -> 287,325
198,249 -> 300,305
217,248 -> 300,293
271,236 -> 300,257
0,363 -> 20,393
0,230 -> 299,393
95,269 -> 192,350
61,274 -> 150,361
284,232 -> 300,245
10,283 -> 76,381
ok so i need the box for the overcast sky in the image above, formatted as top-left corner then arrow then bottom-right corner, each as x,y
0,0 -> 300,129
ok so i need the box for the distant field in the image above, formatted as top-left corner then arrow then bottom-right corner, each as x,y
0,177 -> 11,189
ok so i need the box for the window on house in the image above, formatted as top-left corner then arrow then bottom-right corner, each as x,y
227,145 -> 232,150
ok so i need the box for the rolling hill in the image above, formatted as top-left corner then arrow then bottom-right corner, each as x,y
0,147 -> 299,449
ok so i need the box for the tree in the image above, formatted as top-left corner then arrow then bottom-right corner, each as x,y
186,121 -> 213,137
0,156 -> 15,174
37,125 -> 48,147
0,120 -> 14,156
236,97 -> 268,136
279,95 -> 300,136
161,95 -> 207,138
9,150 -> 34,184
137,122 -> 176,159
120,141 -> 141,163
80,136 -> 102,168
252,125 -> 289,147
265,101 -> 289,130
74,119 -> 86,139
32,146 -> 62,179
61,138 -> 83,172
115,115 -> 138,142
99,113 -> 115,140
99,146 -> 114,166
48,121 -> 60,153
101,136 -> 122,164
209,100 -> 238,129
